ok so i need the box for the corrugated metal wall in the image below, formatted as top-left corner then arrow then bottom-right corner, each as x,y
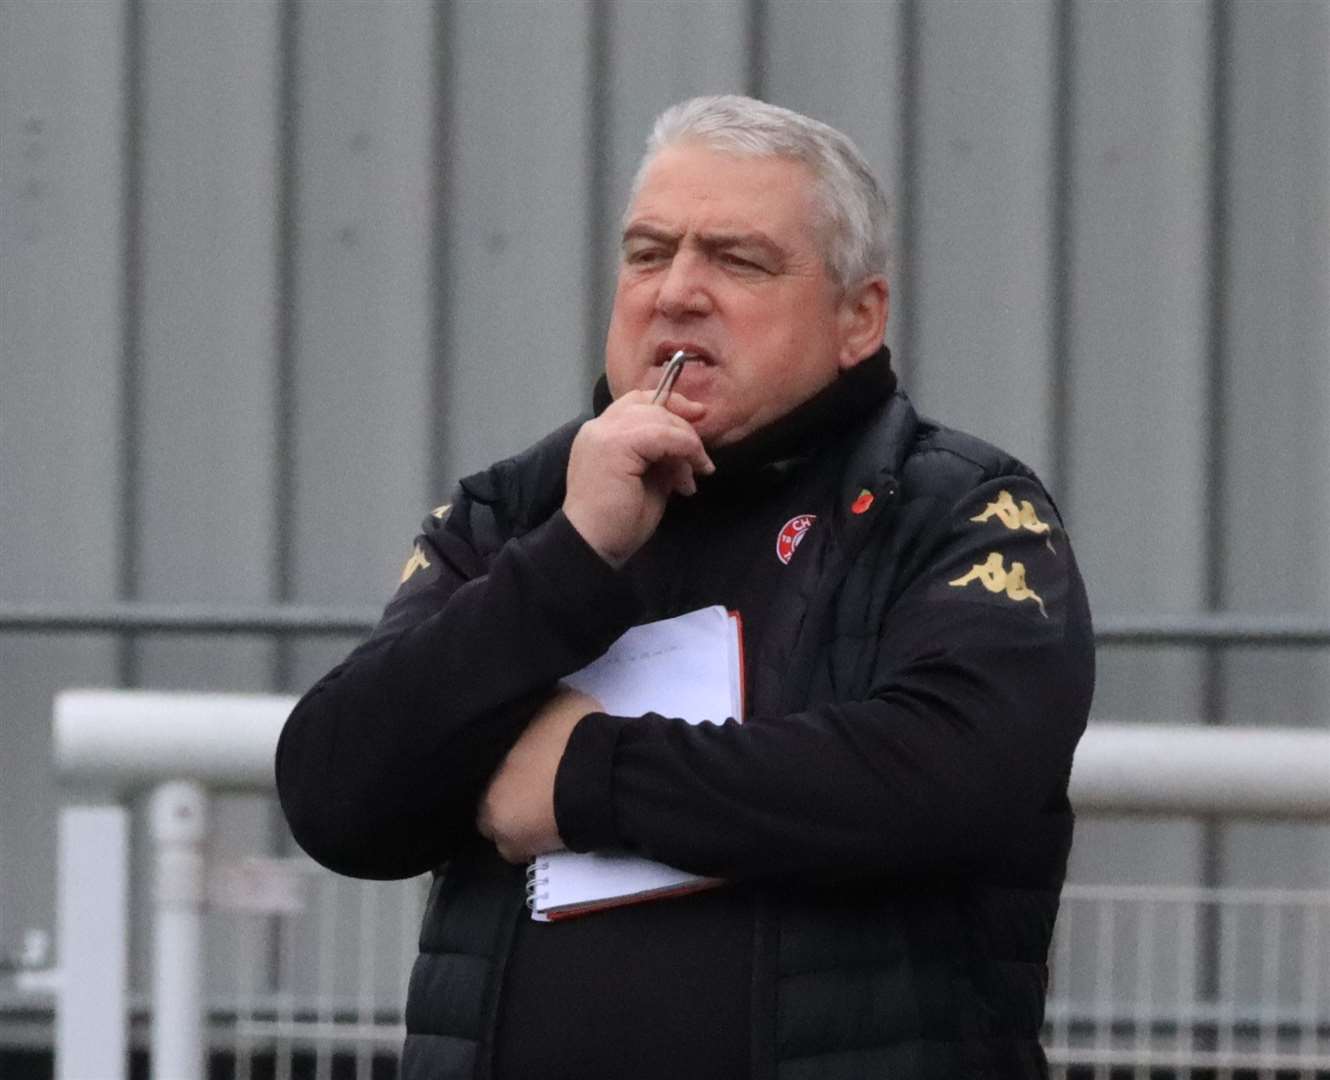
2,0 -> 1328,1000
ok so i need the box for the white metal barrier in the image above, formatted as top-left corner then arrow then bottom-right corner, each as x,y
41,689 -> 1330,1079
1047,883 -> 1330,1078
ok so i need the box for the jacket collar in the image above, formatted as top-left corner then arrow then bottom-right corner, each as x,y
462,346 -> 906,532
591,345 -> 897,482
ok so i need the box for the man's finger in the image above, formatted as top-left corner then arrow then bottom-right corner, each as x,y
624,425 -> 715,478
672,458 -> 698,497
649,458 -> 695,499
592,395 -> 716,474
639,411 -> 716,475
661,392 -> 707,421
616,387 -> 703,411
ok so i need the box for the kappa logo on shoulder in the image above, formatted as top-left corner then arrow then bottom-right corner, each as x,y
948,551 -> 1047,617
969,490 -> 1055,552
776,514 -> 816,565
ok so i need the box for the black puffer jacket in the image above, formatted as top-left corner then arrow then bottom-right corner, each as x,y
278,376 -> 1094,1079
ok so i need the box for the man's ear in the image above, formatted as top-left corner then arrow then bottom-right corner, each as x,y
837,276 -> 890,370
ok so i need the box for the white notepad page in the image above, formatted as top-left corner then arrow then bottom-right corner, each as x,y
527,605 -> 743,921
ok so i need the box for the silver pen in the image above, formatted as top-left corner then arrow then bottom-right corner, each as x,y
651,350 -> 692,405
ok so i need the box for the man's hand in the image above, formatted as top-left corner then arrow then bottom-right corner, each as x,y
564,390 -> 715,567
476,685 -> 604,864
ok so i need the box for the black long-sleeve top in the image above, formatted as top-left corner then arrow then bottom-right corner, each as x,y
276,352 -> 1094,1078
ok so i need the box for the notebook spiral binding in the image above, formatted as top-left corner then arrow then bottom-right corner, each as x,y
524,859 -> 549,912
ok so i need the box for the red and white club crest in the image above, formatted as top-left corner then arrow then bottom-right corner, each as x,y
775,514 -> 816,565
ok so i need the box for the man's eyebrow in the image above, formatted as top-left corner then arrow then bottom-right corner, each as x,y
621,223 -> 786,260
696,230 -> 785,259
621,223 -> 680,246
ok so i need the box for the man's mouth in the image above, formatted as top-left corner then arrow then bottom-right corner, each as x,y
653,343 -> 716,367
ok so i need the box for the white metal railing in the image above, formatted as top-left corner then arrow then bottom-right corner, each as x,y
1047,884 -> 1330,1078
35,690 -> 1330,1079
204,860 -> 424,1080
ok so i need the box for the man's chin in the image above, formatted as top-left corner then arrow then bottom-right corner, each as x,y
695,418 -> 749,451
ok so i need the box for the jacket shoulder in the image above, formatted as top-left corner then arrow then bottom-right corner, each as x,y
423,416 -> 584,556
841,392 -> 1047,514
899,414 -> 1044,508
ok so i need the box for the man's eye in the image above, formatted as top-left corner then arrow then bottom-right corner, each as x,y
626,248 -> 667,266
722,253 -> 765,272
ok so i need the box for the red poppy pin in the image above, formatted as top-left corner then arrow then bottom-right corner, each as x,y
776,514 -> 816,565
851,489 -> 874,515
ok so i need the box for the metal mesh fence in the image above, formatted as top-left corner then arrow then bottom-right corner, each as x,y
191,869 -> 1330,1079
202,867 -> 426,1080
1048,884 -> 1330,1079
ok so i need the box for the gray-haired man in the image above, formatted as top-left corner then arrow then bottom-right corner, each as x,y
278,96 -> 1094,1079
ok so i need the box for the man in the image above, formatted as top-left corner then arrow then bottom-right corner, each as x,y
277,95 -> 1094,1079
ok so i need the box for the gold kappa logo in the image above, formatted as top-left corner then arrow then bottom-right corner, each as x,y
970,490 -> 1054,551
399,544 -> 432,584
948,552 -> 1047,617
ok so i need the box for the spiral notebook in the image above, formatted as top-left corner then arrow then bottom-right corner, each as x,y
526,605 -> 744,921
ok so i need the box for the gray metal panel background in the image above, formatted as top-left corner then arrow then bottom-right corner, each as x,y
133,0 -> 281,649
2,0 -> 1329,1012
287,0 -> 436,692
909,0 -> 1057,480
443,0 -> 594,479
128,0 -> 286,998
1218,0 -> 1330,890
0,0 -> 126,952
1060,0 -> 1212,896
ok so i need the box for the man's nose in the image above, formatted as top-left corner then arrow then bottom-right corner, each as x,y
654,251 -> 714,319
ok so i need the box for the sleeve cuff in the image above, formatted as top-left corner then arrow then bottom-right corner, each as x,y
553,711 -> 624,852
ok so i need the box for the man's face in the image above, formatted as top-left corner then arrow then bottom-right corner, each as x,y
605,142 -> 870,447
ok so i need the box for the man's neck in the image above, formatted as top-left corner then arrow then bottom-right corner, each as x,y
698,346 -> 897,479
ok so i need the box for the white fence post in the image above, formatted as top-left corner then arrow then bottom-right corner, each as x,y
149,780 -> 209,1080
56,803 -> 129,1080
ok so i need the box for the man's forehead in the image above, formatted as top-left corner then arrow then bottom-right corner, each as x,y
624,148 -> 820,244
